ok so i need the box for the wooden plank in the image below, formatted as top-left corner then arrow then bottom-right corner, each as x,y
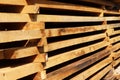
37,0 -> 120,15
37,15 -> 105,22
113,30 -> 120,35
0,13 -> 31,22
112,43 -> 120,52
2,47 -> 39,59
108,23 -> 120,29
106,17 -> 120,21
0,46 -> 47,62
0,63 -> 43,80
90,65 -> 112,80
47,48 -> 110,80
47,33 -> 106,51
106,28 -> 114,36
104,10 -> 120,15
0,30 -> 42,43
37,15 -> 120,22
21,5 -> 39,13
37,1 -> 102,13
0,0 -> 27,5
113,58 -> 120,67
103,69 -> 116,80
46,25 -> 107,37
23,22 -> 45,30
114,50 -> 120,59
110,36 -> 120,44
108,30 -> 120,36
70,58 -> 112,80
46,41 -> 109,68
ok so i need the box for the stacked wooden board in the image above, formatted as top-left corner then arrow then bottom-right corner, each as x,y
0,0 -> 47,80
1,0 -> 120,80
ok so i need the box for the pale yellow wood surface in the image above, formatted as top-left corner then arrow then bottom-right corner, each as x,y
0,30 -> 42,43
37,15 -> 120,22
110,36 -> 120,44
0,63 -> 43,80
45,25 -> 107,37
21,5 -> 39,13
0,0 -> 27,5
47,33 -> 106,51
0,13 -> 31,22
3,47 -> 39,59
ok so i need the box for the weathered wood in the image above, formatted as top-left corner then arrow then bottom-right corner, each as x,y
45,25 -> 107,37
0,30 -> 42,43
2,47 -> 39,59
46,41 -> 109,68
90,65 -> 112,80
47,33 -> 106,51
37,15 -> 120,22
0,13 -> 31,22
70,58 -> 112,80
0,63 -> 43,80
0,46 -> 47,62
47,48 -> 110,80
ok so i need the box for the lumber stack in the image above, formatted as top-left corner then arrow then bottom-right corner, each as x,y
41,0 -> 117,80
0,0 -> 120,80
0,0 -> 46,80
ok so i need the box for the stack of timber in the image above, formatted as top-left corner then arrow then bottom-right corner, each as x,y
108,17 -> 120,79
0,0 -> 46,80
38,0 -> 120,80
1,0 -> 120,80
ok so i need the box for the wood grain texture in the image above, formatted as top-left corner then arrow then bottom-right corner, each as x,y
47,48 -> 110,80
0,63 -> 43,80
0,30 -> 42,43
46,41 -> 109,68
